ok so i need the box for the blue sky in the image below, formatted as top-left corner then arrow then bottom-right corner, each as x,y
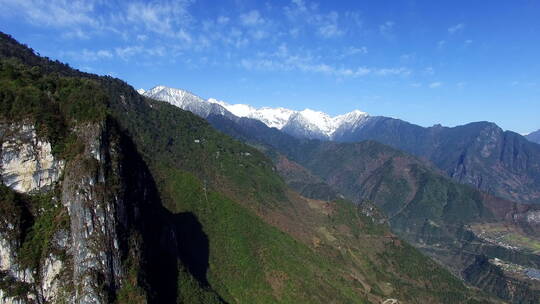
1,0 -> 539,134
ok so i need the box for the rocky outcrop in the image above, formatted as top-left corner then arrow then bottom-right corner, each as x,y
61,122 -> 124,304
0,121 -> 150,304
0,233 -> 35,304
0,123 -> 64,194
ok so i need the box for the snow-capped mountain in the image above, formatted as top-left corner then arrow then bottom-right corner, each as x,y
142,86 -> 235,119
208,98 -> 294,129
140,85 -> 370,140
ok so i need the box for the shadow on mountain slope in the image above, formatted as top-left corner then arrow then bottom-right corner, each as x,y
118,128 -> 224,303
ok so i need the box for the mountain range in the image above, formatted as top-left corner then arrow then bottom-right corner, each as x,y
142,85 -> 371,140
142,86 -> 540,206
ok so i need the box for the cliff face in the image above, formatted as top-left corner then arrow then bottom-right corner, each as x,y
0,121 -> 151,304
0,123 -> 64,194
61,122 -> 126,303
0,123 -> 66,303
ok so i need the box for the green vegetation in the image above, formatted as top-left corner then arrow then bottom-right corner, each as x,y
160,169 -> 367,303
17,192 -> 69,270
0,271 -> 32,300
176,265 -> 223,304
0,184 -> 69,272
0,58 -> 106,158
115,257 -> 147,304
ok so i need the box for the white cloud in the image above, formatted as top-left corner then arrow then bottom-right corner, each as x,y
289,28 -> 300,37
251,29 -> 268,40
0,0 -> 409,76
316,11 -> 343,38
62,48 -> 113,61
343,46 -> 368,56
379,21 -> 395,38
240,10 -> 265,26
125,1 -> 193,37
62,29 -> 91,40
115,46 -> 143,60
429,82 -> 442,88
424,67 -> 435,75
176,29 -> 192,43
375,68 -> 411,76
448,23 -> 465,34
114,45 -> 168,60
437,40 -> 446,48
318,23 -> 343,38
96,50 -> 113,58
240,45 -> 410,78
0,0 -> 100,28
400,54 -> 414,62
284,1 -> 345,39
287,0 -> 308,14
217,16 -> 230,24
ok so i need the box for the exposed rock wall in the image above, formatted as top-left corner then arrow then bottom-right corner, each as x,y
61,122 -> 124,304
0,121 -> 148,304
0,123 -> 64,194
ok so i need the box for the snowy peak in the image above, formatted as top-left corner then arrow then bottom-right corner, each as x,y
282,109 -> 369,139
141,85 -> 370,140
209,98 -> 295,129
334,110 -> 369,130
291,109 -> 335,136
209,99 -> 256,117
142,86 -> 234,119
144,86 -> 204,107
209,99 -> 369,137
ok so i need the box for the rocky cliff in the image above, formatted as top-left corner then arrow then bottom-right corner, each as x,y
0,121 -> 176,304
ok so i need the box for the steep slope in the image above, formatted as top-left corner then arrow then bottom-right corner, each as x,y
0,32 -> 497,303
526,129 -> 540,144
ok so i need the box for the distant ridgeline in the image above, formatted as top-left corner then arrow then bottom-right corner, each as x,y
526,129 -> 540,144
0,31 -> 503,303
